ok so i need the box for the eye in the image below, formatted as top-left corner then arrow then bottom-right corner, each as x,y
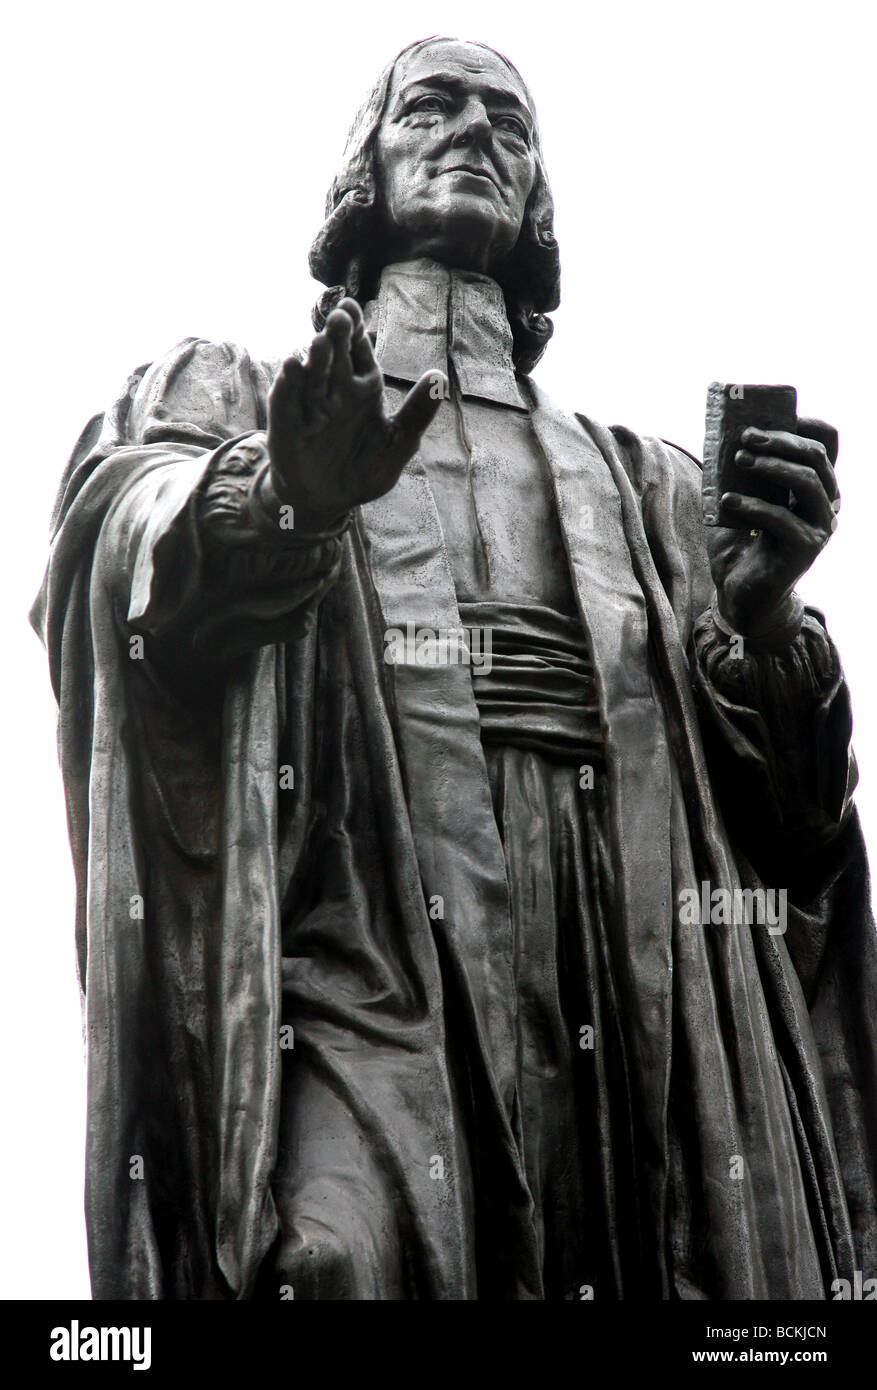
410,95 -> 448,114
494,115 -> 528,140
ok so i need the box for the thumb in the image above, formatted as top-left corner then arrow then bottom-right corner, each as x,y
389,371 -> 446,453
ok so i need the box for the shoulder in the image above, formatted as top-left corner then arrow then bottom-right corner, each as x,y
606,422 -> 701,490
528,382 -> 703,505
124,337 -> 277,444
570,407 -> 702,508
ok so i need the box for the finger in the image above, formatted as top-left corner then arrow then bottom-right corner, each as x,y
797,416 -> 839,466
797,417 -> 840,512
741,426 -> 838,505
338,297 -> 378,377
330,297 -> 382,398
268,355 -> 306,431
305,331 -> 333,401
349,363 -> 385,404
734,452 -> 834,530
337,296 -> 364,329
720,491 -> 825,548
388,371 -> 446,454
324,308 -> 354,393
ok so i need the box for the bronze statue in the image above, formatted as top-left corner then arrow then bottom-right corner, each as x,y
32,36 -> 877,1300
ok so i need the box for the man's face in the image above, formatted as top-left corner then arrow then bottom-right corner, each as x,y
374,41 -> 538,274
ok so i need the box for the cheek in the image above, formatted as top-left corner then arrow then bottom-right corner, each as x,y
376,138 -> 430,210
515,160 -> 537,208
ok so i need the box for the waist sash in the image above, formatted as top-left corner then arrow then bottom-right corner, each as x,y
457,600 -> 603,763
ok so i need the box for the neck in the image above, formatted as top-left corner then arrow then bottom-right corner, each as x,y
379,231 -> 508,279
374,254 -> 504,292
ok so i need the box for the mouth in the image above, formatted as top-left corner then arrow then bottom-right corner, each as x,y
437,164 -> 501,191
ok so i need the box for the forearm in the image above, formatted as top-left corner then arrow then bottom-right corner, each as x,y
100,433 -> 349,665
691,599 -> 857,895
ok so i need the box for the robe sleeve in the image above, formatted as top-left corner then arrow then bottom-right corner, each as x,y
691,604 -> 855,832
32,337 -> 337,1297
84,338 -> 348,668
688,600 -> 858,895
624,429 -> 859,898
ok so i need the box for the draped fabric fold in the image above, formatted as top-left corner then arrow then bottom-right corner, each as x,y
32,336 -> 877,1299
458,599 -> 603,761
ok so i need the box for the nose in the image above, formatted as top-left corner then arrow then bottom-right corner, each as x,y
451,98 -> 492,149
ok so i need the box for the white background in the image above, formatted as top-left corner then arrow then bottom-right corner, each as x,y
2,0 -> 874,1298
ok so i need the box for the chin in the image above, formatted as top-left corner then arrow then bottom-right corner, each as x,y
403,205 -> 517,268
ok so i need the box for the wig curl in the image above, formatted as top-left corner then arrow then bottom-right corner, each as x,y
308,37 -> 560,375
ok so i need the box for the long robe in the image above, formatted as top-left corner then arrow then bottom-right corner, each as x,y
32,335 -> 877,1299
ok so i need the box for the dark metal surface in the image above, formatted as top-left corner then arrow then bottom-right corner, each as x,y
32,37 -> 876,1300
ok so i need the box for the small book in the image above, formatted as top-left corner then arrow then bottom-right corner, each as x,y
702,382 -> 797,525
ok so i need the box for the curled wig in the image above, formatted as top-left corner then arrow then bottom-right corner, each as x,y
308,37 -> 561,375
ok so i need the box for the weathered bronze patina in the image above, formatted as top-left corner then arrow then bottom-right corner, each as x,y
33,37 -> 876,1300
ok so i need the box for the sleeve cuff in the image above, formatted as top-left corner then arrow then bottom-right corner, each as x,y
710,593 -> 805,653
692,602 -> 855,831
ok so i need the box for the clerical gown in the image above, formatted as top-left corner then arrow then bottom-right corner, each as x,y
32,260 -> 877,1301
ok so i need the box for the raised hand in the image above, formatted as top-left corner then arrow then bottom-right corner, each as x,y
707,417 -> 840,637
266,298 -> 445,532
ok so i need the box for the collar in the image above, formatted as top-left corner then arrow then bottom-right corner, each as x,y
363,258 -> 528,411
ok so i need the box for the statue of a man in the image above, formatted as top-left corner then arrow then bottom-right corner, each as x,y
33,36 -> 877,1301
